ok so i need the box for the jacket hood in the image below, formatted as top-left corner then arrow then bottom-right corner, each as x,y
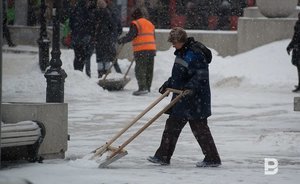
175,37 -> 212,64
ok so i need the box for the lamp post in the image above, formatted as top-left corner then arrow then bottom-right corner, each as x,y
44,0 -> 67,103
37,0 -> 50,72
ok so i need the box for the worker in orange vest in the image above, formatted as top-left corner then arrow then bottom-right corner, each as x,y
118,7 -> 156,96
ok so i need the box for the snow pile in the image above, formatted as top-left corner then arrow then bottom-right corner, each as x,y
210,40 -> 295,89
2,40 -> 296,102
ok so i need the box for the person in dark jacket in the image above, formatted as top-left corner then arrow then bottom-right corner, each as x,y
185,0 -> 209,30
2,0 -> 16,47
106,0 -> 123,74
147,27 -> 221,167
118,7 -> 156,95
218,0 -> 231,30
69,0 -> 95,77
95,0 -> 123,78
287,12 -> 300,93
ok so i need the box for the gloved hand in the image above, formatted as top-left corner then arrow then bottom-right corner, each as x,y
159,83 -> 168,94
183,89 -> 193,96
287,47 -> 292,55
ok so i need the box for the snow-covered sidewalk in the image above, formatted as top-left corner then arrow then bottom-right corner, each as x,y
1,40 -> 299,184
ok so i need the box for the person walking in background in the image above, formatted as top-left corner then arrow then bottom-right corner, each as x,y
69,0 -> 95,78
95,0 -> 123,78
185,0 -> 208,30
156,0 -> 170,29
2,0 -> 16,47
106,0 -> 123,74
27,0 -> 40,26
86,0 -> 97,77
218,0 -> 231,30
118,7 -> 156,96
147,27 -> 221,167
6,0 -> 15,25
287,12 -> 300,93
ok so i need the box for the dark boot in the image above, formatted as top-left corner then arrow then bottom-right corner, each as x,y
196,159 -> 221,167
293,86 -> 300,92
132,90 -> 148,96
147,156 -> 170,165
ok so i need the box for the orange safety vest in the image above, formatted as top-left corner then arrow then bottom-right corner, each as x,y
132,18 -> 156,52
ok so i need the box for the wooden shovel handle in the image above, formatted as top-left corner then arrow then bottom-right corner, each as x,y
123,60 -> 134,79
109,89 -> 183,159
93,89 -> 173,157
103,44 -> 124,80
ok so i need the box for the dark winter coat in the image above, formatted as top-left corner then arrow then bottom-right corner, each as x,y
287,20 -> 300,66
162,37 -> 212,120
94,3 -> 122,62
69,0 -> 94,47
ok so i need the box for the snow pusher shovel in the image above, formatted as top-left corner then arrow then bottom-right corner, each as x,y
97,60 -> 133,91
90,88 -> 184,168
97,44 -> 133,91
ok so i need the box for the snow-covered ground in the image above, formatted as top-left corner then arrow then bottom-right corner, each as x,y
1,40 -> 300,184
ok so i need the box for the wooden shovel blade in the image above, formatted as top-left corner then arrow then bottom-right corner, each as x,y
98,149 -> 128,168
89,145 -> 109,160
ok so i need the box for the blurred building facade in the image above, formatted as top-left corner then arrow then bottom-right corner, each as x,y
4,0 -> 259,30
6,0 -> 300,30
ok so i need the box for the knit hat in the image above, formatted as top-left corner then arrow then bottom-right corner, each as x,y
97,0 -> 107,8
131,7 -> 149,20
168,27 -> 187,43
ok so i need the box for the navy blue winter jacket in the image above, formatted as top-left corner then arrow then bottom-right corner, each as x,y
163,37 -> 212,120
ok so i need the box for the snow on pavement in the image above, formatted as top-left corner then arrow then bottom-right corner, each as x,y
1,40 -> 300,184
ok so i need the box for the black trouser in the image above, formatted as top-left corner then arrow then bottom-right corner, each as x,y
3,22 -> 13,45
297,65 -> 300,87
154,116 -> 220,163
73,43 -> 92,77
135,55 -> 154,91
